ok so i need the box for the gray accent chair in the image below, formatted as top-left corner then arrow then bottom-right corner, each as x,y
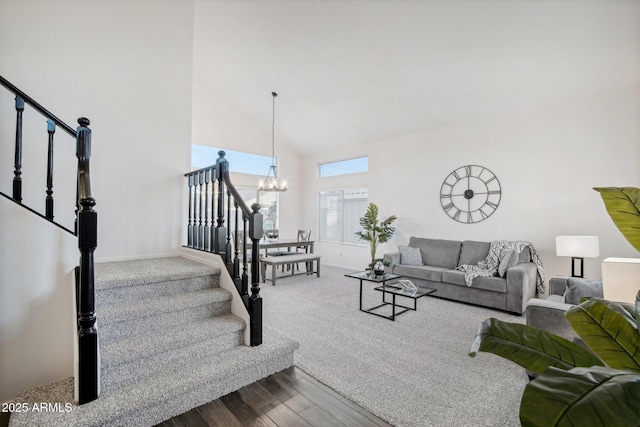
525,277 -> 603,341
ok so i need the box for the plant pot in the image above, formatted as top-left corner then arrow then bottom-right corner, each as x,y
373,268 -> 385,276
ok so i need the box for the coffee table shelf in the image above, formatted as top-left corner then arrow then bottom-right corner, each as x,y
345,271 -> 435,321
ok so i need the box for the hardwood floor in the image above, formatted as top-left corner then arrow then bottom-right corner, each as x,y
155,367 -> 393,427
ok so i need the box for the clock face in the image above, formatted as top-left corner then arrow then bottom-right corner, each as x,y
440,165 -> 501,223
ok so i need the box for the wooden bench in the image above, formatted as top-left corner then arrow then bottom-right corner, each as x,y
260,253 -> 321,286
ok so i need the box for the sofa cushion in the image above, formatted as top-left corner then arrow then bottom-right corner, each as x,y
564,277 -> 603,305
393,264 -> 449,282
409,237 -> 461,269
441,270 -> 507,293
498,249 -> 519,278
398,245 -> 423,265
458,241 -> 491,266
518,246 -> 531,263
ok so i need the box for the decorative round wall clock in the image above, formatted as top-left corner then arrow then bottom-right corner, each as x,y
440,165 -> 501,223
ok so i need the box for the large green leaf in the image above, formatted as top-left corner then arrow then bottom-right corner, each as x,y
593,187 -> 640,252
520,366 -> 640,427
468,318 -> 602,375
566,298 -> 640,371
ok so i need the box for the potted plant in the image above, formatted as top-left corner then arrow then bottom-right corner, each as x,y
468,187 -> 640,426
355,203 -> 397,274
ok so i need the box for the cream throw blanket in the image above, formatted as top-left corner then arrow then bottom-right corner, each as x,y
456,240 -> 545,294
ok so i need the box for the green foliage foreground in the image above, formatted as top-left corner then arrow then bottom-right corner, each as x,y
469,294 -> 640,426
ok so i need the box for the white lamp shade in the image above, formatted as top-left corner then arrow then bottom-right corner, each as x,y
556,236 -> 600,257
602,257 -> 640,303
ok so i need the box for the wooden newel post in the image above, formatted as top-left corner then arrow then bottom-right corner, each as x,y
214,151 -> 228,255
248,203 -> 263,346
75,117 -> 99,404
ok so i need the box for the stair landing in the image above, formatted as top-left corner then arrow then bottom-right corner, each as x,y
7,256 -> 298,427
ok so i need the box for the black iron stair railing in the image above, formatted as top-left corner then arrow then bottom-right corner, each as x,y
0,75 -> 99,404
185,151 -> 263,346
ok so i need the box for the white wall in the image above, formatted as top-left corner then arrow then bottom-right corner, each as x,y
0,197 -> 77,403
0,0 -> 195,261
303,87 -> 640,292
0,0 -> 195,402
191,69 -> 303,239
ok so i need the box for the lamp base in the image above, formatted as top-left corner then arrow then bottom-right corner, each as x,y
570,257 -> 584,278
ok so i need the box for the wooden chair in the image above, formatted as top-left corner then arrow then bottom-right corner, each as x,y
290,229 -> 312,271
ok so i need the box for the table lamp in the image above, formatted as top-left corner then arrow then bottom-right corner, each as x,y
556,236 -> 599,278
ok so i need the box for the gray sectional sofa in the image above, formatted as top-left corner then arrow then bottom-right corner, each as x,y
384,237 -> 539,314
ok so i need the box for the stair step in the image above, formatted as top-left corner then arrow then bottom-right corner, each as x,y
101,315 -> 245,391
95,257 -> 220,306
95,257 -> 219,290
8,328 -> 299,427
96,274 -> 219,307
99,288 -> 232,343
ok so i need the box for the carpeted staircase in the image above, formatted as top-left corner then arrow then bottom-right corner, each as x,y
8,256 -> 298,427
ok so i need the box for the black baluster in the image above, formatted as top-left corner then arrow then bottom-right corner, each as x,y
45,119 -> 55,220
198,171 -> 205,249
214,166 -> 219,253
241,215 -> 249,300
214,152 -> 227,254
226,189 -> 232,263
248,203 -> 263,346
187,174 -> 194,248
13,96 -> 24,202
204,169 -> 210,251
233,200 -> 240,278
76,117 -> 98,404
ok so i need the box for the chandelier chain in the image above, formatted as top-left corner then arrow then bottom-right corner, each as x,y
271,92 -> 277,167
258,91 -> 287,192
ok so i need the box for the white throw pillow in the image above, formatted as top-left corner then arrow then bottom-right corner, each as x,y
498,248 -> 519,277
399,245 -> 423,265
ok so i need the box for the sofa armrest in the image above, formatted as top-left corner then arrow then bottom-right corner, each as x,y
525,298 -> 577,342
384,252 -> 401,273
505,262 -> 538,314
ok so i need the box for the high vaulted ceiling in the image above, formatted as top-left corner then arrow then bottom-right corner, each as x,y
193,0 -> 639,156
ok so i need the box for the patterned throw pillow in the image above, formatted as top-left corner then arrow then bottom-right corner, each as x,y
398,245 -> 423,265
498,249 -> 519,277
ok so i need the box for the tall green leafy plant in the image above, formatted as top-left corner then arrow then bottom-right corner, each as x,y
355,203 -> 397,269
593,187 -> 640,252
468,187 -> 640,426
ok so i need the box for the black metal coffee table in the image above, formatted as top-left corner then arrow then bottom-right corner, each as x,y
345,271 -> 435,321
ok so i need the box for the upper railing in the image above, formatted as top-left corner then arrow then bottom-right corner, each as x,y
0,75 -> 99,404
185,151 -> 263,346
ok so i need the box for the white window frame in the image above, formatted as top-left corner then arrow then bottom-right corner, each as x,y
319,156 -> 368,178
318,187 -> 368,245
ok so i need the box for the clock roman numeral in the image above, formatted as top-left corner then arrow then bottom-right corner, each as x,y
443,202 -> 454,212
452,209 -> 461,221
485,176 -> 497,184
467,212 -> 472,223
452,170 -> 460,180
486,201 -> 498,209
464,165 -> 471,177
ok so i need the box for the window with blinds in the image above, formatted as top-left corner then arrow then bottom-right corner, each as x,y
318,188 -> 368,244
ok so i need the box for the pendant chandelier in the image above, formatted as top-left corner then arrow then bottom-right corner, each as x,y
258,91 -> 288,192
